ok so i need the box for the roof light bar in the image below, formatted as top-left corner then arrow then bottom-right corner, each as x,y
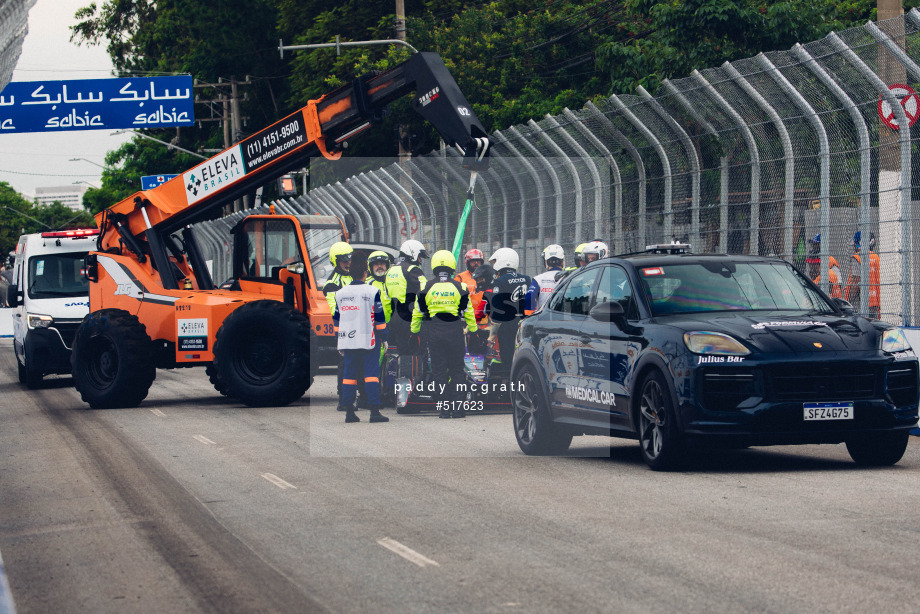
645,243 -> 692,254
41,228 -> 99,238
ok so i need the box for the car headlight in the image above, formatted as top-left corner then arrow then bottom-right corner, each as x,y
27,313 -> 53,329
683,331 -> 751,356
881,328 -> 911,353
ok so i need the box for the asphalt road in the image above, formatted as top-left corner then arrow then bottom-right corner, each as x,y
0,339 -> 918,613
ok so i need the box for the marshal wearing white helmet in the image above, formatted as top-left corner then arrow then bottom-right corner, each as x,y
482,247 -> 531,370
526,244 -> 564,313
385,239 -> 430,359
583,240 -> 609,263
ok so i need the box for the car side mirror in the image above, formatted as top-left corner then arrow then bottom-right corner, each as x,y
7,283 -> 18,308
589,300 -> 625,324
832,297 -> 855,315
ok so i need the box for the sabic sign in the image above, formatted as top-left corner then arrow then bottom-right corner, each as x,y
0,76 -> 194,134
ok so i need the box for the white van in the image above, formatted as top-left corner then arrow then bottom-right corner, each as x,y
8,229 -> 98,387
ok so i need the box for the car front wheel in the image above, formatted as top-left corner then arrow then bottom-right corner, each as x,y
637,370 -> 686,471
512,364 -> 572,455
845,430 -> 909,466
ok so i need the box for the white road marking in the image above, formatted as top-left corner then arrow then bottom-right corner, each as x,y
192,434 -> 216,445
150,409 -> 166,417
261,473 -> 297,490
377,538 -> 440,568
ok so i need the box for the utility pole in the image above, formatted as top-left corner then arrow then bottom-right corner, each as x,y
395,0 -> 413,238
396,0 -> 410,167
876,0 -> 905,319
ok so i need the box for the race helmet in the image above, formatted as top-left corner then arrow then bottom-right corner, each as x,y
399,239 -> 430,262
574,242 -> 588,267
583,240 -> 609,263
489,247 -> 519,272
472,263 -> 495,289
431,250 -> 457,273
542,244 -> 565,268
464,248 -> 484,272
367,250 -> 391,278
329,242 -> 353,268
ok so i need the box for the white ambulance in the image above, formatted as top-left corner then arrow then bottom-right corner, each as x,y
8,229 -> 97,387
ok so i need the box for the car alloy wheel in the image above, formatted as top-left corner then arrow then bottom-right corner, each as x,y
637,370 -> 685,471
512,365 -> 572,455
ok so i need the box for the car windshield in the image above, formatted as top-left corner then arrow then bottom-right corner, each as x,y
28,253 -> 89,299
303,226 -> 345,283
640,261 -> 834,316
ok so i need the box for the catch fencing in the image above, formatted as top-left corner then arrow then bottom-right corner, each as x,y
196,11 -> 920,325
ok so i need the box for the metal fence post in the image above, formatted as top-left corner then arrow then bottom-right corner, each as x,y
563,108 -> 622,251
610,94 -> 673,242
721,62 -> 795,260
408,160 -> 452,247
793,43 -> 872,313
391,164 -> 439,245
828,31 -> 912,324
692,69 -> 761,254
637,85 -> 701,248
585,101 -> 647,249
359,173 -> 411,244
531,118 -> 586,242
865,19 -> 919,324
757,53 -> 831,292
543,114 -> 603,245
492,143 -> 529,253
660,79 -> 730,253
498,129 -> 549,273
318,186 -> 366,240
508,125 -> 560,267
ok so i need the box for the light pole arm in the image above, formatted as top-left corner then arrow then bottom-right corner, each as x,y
279,37 -> 418,58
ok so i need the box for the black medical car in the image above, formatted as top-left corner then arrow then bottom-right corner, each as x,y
510,245 -> 919,470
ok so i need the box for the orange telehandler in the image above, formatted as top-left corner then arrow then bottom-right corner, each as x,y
71,52 -> 490,408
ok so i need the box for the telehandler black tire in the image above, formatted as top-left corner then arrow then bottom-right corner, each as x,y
212,300 -> 312,407
72,309 -> 155,409
205,364 -> 231,396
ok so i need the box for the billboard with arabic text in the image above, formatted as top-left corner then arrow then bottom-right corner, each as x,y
0,76 -> 194,134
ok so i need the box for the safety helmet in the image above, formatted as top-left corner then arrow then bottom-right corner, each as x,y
329,242 -> 353,267
542,244 -> 565,267
399,239 -> 430,262
583,240 -> 609,262
574,242 -> 588,266
431,250 -> 457,273
489,247 -> 519,272
472,263 -> 495,289
464,248 -> 484,264
367,250 -> 391,274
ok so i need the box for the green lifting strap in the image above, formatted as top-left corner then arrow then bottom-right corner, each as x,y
451,171 -> 479,262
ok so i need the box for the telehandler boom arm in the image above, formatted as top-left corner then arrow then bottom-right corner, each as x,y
93,52 -> 490,290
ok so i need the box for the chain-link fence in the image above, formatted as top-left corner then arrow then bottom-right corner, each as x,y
195,10 -> 920,326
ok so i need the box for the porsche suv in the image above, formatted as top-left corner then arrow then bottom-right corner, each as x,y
510,247 -> 919,470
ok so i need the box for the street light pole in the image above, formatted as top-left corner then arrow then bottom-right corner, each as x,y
110,129 -> 208,160
69,157 -> 106,169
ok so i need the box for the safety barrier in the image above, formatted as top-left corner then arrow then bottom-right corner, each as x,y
195,11 -> 920,326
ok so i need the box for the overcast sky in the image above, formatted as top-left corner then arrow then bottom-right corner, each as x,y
0,0 -> 132,197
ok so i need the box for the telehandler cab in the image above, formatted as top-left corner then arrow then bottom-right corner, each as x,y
71,52 -> 490,408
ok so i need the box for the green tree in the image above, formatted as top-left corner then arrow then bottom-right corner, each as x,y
0,183 -> 95,258
72,0 -> 288,200
0,182 -> 37,259
81,138 -> 201,214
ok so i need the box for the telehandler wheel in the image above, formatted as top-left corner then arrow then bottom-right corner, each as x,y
71,309 -> 155,409
205,364 -> 231,397
212,300 -> 312,407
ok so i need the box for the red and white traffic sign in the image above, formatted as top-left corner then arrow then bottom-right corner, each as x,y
878,83 -> 920,130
